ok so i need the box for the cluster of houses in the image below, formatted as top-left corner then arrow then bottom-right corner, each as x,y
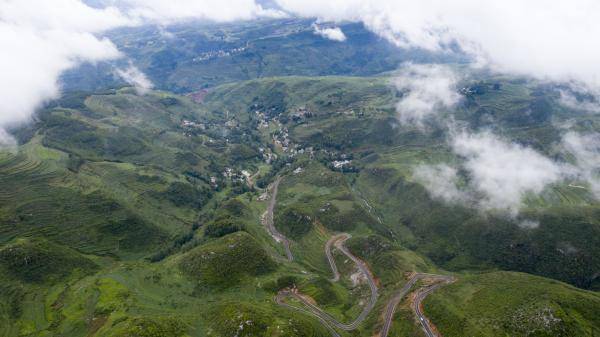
258,147 -> 277,164
180,119 -> 206,137
192,44 -> 248,62
221,167 -> 248,184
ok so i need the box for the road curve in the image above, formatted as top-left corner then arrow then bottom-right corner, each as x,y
262,177 -> 293,261
334,234 -> 379,329
413,281 -> 452,337
324,234 -> 344,281
278,233 -> 378,332
379,274 -> 454,337
272,223 -> 453,337
275,292 -> 341,337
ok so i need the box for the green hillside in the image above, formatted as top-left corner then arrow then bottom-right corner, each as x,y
1,72 -> 598,337
425,271 -> 600,337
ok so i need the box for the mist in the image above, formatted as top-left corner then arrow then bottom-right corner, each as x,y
115,64 -> 154,95
0,0 -> 283,145
562,132 -> 600,198
312,24 -> 346,42
394,63 -> 460,127
275,0 -> 600,91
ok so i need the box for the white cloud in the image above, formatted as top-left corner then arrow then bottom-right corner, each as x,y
452,131 -> 567,214
518,220 -> 539,229
0,128 -> 17,150
0,0 -> 285,145
275,0 -> 600,89
120,0 -> 286,24
415,131 -> 600,215
562,132 -> 600,198
413,163 -> 469,204
115,64 -> 154,95
394,63 -> 460,127
312,24 -> 346,42
0,0 -> 127,145
416,131 -> 579,215
559,90 -> 600,114
1,0 -> 128,31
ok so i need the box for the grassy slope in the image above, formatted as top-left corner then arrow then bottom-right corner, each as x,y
204,75 -> 600,289
62,20 -> 463,93
1,74 -> 599,336
425,271 -> 600,337
203,75 -> 600,335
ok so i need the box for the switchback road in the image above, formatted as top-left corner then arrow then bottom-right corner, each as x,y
413,280 -> 453,337
276,232 -> 454,336
261,176 -> 293,261
379,273 -> 454,337
278,233 -> 378,331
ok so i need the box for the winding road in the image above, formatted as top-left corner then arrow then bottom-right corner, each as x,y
277,232 -> 453,336
324,235 -> 343,282
379,273 -> 454,337
275,292 -> 341,337
262,176 -> 293,261
265,177 -> 453,336
278,233 -> 379,331
413,280 -> 453,337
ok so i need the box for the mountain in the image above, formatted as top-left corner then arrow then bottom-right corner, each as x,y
60,19 -> 466,93
1,18 -> 599,337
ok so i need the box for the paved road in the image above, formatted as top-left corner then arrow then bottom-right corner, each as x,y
275,292 -> 341,337
379,274 -> 454,337
277,232 -> 454,337
324,234 -> 344,281
266,189 -> 454,337
262,177 -> 293,261
334,234 -> 379,329
413,281 -> 451,337
278,233 -> 378,331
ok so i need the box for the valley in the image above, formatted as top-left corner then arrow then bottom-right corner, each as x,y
0,15 -> 599,337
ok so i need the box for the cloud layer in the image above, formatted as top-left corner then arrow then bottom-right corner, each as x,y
115,64 -> 154,94
275,0 -> 600,90
562,132 -> 600,198
414,131 -> 577,215
0,0 -> 126,138
0,0 -> 283,145
416,129 -> 600,215
312,24 -> 346,42
453,131 -> 567,213
120,0 -> 286,24
413,163 -> 467,204
394,63 -> 460,127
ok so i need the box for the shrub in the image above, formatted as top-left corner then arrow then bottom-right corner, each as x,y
275,205 -> 313,239
109,317 -> 187,337
0,238 -> 98,284
163,182 -> 210,208
204,216 -> 244,238
179,232 -> 275,288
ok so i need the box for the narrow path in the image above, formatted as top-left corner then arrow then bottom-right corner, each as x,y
379,274 -> 454,337
261,177 -> 293,261
247,169 -> 261,189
